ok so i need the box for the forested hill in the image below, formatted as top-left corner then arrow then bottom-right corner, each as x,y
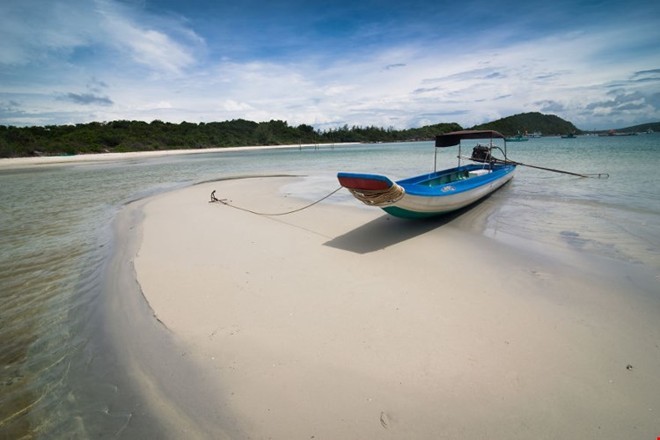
0,120 -> 461,158
616,122 -> 660,133
0,113 -> 656,158
471,112 -> 580,135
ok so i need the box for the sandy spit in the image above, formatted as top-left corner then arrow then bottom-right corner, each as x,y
110,175 -> 660,439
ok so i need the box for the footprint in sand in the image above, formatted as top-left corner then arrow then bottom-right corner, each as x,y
530,269 -> 552,281
380,411 -> 391,429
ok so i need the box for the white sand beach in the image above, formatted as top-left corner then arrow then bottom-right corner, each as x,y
113,175 -> 659,439
0,143 -> 352,169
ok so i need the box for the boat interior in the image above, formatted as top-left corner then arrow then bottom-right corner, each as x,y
417,165 -> 493,187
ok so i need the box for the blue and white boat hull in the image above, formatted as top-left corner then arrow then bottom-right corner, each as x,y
338,164 -> 515,219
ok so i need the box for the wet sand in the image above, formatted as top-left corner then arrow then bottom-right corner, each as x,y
112,175 -> 660,439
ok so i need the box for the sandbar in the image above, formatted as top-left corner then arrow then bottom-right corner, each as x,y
114,175 -> 660,439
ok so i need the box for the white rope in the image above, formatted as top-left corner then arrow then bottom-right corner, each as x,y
209,187 -> 343,216
347,183 -> 405,206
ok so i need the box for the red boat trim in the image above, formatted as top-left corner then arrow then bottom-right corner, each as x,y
337,176 -> 392,190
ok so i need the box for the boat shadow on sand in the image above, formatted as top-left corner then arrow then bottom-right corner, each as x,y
323,204 -> 476,254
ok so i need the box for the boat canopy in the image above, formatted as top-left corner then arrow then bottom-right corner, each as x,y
435,130 -> 506,148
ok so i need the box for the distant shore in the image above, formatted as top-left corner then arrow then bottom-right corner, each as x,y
108,174 -> 660,438
0,143 -> 360,170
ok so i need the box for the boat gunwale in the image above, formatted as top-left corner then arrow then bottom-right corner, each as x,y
382,170 -> 515,218
398,164 -> 515,197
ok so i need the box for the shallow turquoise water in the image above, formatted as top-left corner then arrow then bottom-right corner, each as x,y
0,135 -> 658,437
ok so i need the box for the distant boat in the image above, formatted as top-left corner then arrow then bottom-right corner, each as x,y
337,130 -> 516,219
504,132 -> 529,142
561,133 -> 577,139
599,129 -> 638,137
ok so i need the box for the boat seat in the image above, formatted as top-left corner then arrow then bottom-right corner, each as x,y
469,169 -> 490,177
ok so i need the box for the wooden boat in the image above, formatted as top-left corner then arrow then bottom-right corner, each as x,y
337,130 -> 516,219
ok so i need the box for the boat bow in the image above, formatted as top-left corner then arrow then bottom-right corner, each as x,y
337,172 -> 405,206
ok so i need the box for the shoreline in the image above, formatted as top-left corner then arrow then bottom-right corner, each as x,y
103,190 -> 241,439
0,142 -> 361,170
109,175 -> 660,438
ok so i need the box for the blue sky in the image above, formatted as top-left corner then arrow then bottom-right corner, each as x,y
1,0 -> 659,130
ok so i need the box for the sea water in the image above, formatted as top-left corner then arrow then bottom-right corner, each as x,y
0,135 -> 658,437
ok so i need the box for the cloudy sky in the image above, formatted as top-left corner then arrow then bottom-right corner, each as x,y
1,0 -> 659,130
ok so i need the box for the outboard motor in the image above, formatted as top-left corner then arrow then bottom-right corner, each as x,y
471,145 -> 492,162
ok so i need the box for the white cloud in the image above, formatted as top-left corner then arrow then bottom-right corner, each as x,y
0,0 -> 95,64
1,0 -> 658,129
222,100 -> 254,112
94,0 -> 201,75
0,0 -> 202,75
